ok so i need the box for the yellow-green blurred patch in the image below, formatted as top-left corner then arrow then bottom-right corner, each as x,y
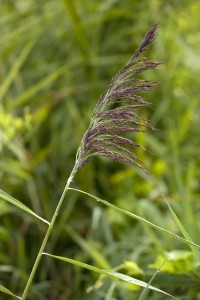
123,260 -> 144,277
150,250 -> 196,274
152,159 -> 167,176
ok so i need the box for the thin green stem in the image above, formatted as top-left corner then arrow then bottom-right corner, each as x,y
20,167 -> 77,300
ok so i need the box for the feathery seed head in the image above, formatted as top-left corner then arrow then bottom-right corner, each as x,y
74,23 -> 162,174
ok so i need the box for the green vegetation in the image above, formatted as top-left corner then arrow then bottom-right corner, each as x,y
0,0 -> 200,299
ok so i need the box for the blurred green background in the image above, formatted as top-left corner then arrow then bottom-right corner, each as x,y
1,0 -> 200,299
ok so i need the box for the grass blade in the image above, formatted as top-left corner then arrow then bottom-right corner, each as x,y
163,195 -> 200,262
66,225 -> 111,269
63,0 -> 90,58
139,261 -> 166,300
0,37 -> 37,102
0,284 -> 20,299
43,252 -> 179,299
8,66 -> 68,109
0,188 -> 50,225
69,188 -> 200,250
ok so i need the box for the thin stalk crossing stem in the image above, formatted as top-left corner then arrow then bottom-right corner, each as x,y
21,170 -> 76,300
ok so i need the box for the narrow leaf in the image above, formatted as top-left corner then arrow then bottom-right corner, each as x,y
0,37 -> 36,102
43,253 -> 179,299
0,188 -> 50,225
8,66 -> 68,109
0,285 -> 20,299
69,188 -> 200,250
163,195 -> 200,262
66,225 -> 111,269
139,261 -> 166,300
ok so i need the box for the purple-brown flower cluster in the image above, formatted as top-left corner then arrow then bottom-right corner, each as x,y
75,23 -> 162,173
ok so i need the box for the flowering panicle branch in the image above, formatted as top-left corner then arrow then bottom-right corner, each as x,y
73,23 -> 162,175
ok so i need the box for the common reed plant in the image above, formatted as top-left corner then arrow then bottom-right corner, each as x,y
1,22 -> 199,300
21,23 -> 162,300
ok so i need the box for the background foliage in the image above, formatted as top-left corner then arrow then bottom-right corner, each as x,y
0,0 -> 200,299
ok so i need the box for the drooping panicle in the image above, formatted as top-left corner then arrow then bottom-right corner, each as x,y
74,23 -> 162,174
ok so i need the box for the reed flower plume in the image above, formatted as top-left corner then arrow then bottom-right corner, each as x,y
72,23 -> 162,176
